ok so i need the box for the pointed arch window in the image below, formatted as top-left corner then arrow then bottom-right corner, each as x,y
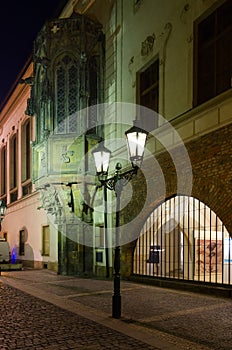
55,55 -> 79,133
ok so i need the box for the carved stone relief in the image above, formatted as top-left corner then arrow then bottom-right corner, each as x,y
39,185 -> 64,220
128,22 -> 172,88
141,34 -> 156,56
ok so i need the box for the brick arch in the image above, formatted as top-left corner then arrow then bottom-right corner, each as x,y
121,123 -> 232,277
121,184 -> 231,277
191,176 -> 232,235
133,175 -> 232,236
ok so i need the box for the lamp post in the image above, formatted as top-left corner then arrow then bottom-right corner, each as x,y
0,200 -> 7,231
92,122 -> 147,318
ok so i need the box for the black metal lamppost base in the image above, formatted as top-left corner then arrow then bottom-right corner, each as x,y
112,294 -> 121,318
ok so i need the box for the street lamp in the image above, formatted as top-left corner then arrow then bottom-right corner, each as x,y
125,121 -> 148,167
92,122 -> 148,318
0,200 -> 7,231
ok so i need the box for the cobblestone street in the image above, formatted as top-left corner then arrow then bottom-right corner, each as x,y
0,283 -> 157,350
1,270 -> 232,349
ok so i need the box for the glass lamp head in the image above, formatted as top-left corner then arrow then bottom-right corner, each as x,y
125,121 -> 148,167
0,200 -> 6,217
92,142 -> 111,176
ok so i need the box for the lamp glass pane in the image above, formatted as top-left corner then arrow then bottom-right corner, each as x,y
0,202 -> 6,216
127,132 -> 137,158
93,151 -> 103,173
137,132 -> 147,157
127,131 -> 147,159
92,146 -> 111,174
102,151 -> 110,173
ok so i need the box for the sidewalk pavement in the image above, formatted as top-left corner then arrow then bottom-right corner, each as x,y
1,269 -> 232,350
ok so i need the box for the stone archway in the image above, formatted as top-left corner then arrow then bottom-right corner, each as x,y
132,195 -> 231,285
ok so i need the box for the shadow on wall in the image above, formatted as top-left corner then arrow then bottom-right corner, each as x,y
11,244 -> 34,267
11,228 -> 34,267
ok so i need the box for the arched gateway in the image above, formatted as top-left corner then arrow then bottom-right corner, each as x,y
133,196 -> 231,285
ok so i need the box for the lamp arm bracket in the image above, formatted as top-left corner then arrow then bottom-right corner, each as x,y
101,165 -> 138,192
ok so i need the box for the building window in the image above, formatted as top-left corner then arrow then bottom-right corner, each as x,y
194,0 -> 232,106
21,120 -> 31,182
137,58 -> 159,131
55,54 -> 79,134
42,225 -> 50,256
95,225 -> 105,248
0,146 -> 6,196
88,56 -> 99,130
19,230 -> 25,256
10,134 -> 17,190
96,251 -> 103,263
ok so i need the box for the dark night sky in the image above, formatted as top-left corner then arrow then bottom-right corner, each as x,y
0,0 -> 65,107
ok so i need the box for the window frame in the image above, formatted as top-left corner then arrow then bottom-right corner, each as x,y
42,225 -> 50,256
21,119 -> 31,182
10,133 -> 17,190
54,54 -> 79,134
0,146 -> 7,196
19,230 -> 25,256
136,57 -> 159,131
193,0 -> 232,106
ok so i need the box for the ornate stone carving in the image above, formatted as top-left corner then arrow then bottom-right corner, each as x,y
141,34 -> 156,56
40,152 -> 46,167
128,23 -> 172,89
61,146 -> 74,163
39,185 -> 64,219
134,0 -> 143,13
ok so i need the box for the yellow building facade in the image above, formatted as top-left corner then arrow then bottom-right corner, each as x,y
0,0 -> 232,288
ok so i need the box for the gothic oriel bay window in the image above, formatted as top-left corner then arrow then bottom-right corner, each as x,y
31,15 -> 104,142
30,14 -> 104,275
55,55 -> 79,133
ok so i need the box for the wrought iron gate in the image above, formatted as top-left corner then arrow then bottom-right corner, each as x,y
133,196 -> 231,285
